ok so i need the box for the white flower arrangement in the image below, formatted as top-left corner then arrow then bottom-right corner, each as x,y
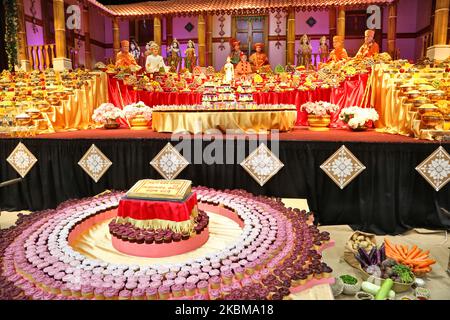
123,101 -> 152,121
300,101 -> 340,117
92,103 -> 124,124
339,106 -> 379,129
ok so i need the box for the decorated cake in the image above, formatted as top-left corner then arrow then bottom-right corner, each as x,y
111,180 -> 207,243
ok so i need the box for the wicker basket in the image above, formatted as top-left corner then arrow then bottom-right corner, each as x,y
343,231 -> 377,269
356,266 -> 414,293
342,277 -> 362,295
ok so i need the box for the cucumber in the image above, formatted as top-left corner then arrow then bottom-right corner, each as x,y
361,281 -> 395,299
375,279 -> 394,300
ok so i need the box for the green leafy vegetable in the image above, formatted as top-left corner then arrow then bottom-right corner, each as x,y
392,264 -> 414,284
340,275 -> 357,285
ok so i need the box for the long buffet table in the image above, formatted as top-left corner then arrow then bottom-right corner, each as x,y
107,74 -> 369,127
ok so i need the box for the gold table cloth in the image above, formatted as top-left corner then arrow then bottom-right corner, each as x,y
47,71 -> 108,132
369,65 -> 448,140
152,110 -> 297,134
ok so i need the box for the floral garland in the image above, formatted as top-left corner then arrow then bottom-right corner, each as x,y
4,0 -> 19,70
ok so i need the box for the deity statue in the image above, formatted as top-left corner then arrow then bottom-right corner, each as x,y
356,29 -> 380,59
145,41 -> 168,73
229,39 -> 242,66
318,36 -> 329,64
184,40 -> 197,73
129,39 -> 141,62
249,43 -> 269,73
327,36 -> 349,63
115,40 -> 139,68
223,56 -> 235,83
167,39 -> 182,73
235,53 -> 253,79
297,34 -> 313,69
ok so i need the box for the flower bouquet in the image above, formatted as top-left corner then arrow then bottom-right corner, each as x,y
92,103 -> 123,129
123,101 -> 152,130
339,106 -> 379,131
301,101 -> 339,131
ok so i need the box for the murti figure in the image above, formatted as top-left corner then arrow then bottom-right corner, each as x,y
145,41 -> 168,73
318,36 -> 329,64
297,34 -> 313,69
184,40 -> 197,73
229,39 -> 242,66
223,56 -> 235,83
235,52 -> 253,79
129,39 -> 141,62
167,39 -> 182,73
327,36 -> 349,63
249,42 -> 269,73
356,29 -> 380,59
115,40 -> 139,68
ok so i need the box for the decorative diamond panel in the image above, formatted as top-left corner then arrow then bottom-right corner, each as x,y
306,17 -> 317,28
185,22 -> 194,32
241,144 -> 284,187
320,145 -> 366,190
150,143 -> 189,180
78,144 -> 112,183
416,146 -> 450,192
6,142 -> 37,178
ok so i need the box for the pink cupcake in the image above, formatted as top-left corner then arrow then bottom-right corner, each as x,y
118,289 -> 131,300
209,289 -> 221,300
184,282 -> 197,297
131,288 -> 145,300
94,287 -> 105,300
174,277 -> 186,286
221,269 -> 233,285
145,287 -> 158,300
158,285 -> 171,300
233,267 -> 245,280
171,284 -> 185,298
221,285 -> 232,296
197,280 -> 209,295
209,276 -> 221,290
60,284 -> 71,297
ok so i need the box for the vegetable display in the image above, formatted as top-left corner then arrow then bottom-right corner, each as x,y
384,238 -> 436,274
340,275 -> 358,285
355,243 -> 385,268
375,279 -> 394,300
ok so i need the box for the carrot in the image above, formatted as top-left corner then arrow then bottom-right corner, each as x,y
397,245 -> 407,259
414,250 -> 430,260
415,260 -> 436,268
408,247 -> 422,260
406,245 -> 418,259
413,267 -> 431,273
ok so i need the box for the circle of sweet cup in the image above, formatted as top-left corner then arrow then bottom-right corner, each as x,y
0,188 -> 332,300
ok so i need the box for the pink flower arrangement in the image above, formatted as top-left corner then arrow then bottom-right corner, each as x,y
92,103 -> 124,124
300,101 -> 339,117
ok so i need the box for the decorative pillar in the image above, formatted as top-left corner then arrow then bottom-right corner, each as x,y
154,16 -> 162,46
427,0 -> 450,61
53,0 -> 72,70
166,16 -> 173,47
206,14 -> 213,66
134,20 -> 139,44
287,8 -> 295,66
387,2 -> 397,59
198,14 -> 206,67
113,17 -> 120,59
83,6 -> 92,69
17,0 -> 30,70
329,8 -> 337,41
337,7 -> 345,37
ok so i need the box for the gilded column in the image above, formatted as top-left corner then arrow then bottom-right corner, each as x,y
287,8 -> 295,65
17,0 -> 30,70
83,6 -> 92,69
113,17 -> 120,59
337,7 -> 345,37
387,2 -> 397,58
206,14 -> 213,66
434,0 -> 450,45
198,14 -> 206,67
154,16 -> 162,46
53,0 -> 71,70
329,8 -> 337,41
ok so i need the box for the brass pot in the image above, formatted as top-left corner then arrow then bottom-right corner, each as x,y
15,114 -> 31,126
421,114 -> 444,129
129,115 -> 149,130
429,90 -> 446,102
418,104 -> 438,115
308,115 -> 331,131
413,97 -> 430,108
406,90 -> 420,101
104,118 -> 120,129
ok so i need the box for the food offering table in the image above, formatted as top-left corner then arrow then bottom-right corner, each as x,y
152,108 -> 297,134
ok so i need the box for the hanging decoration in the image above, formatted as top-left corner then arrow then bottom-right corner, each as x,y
30,0 -> 38,33
274,11 -> 283,49
4,0 -> 19,70
218,15 -> 226,51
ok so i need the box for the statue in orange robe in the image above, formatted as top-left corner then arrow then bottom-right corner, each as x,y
115,40 -> 139,68
356,30 -> 380,59
235,53 -> 253,78
249,43 -> 269,72
327,36 -> 349,63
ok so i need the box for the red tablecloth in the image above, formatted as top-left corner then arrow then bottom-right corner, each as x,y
108,73 -> 369,127
117,193 -> 198,222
